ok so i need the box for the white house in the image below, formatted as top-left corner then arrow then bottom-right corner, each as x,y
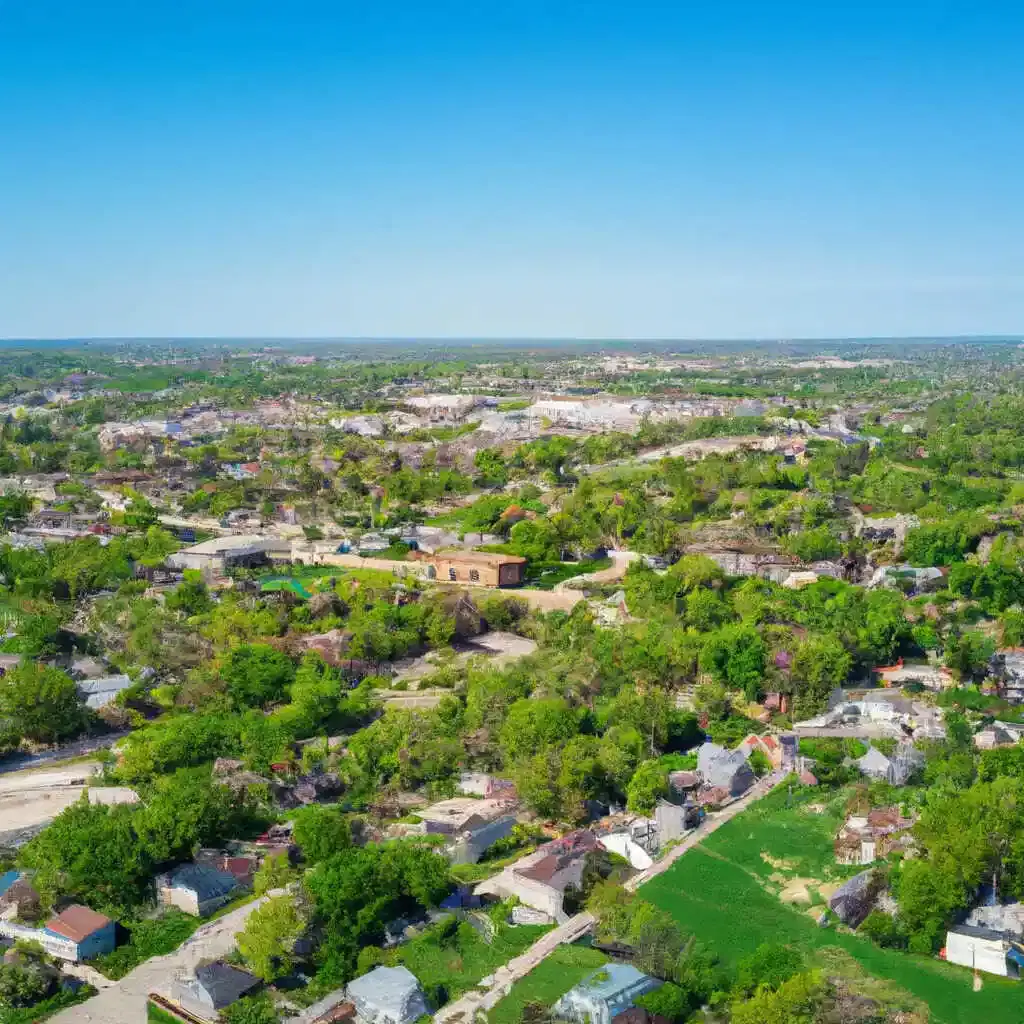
346,966 -> 429,1024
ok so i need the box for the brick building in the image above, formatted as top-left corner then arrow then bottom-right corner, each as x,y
424,552 -> 526,587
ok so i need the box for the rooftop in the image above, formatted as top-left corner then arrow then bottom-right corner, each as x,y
45,904 -> 112,942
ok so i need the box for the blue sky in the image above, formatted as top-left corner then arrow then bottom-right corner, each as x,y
1,1 -> 1022,339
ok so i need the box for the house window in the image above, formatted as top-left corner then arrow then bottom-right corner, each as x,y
449,568 -> 457,581
469,569 -> 480,583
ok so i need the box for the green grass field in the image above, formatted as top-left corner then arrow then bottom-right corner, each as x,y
486,945 -> 609,1024
640,785 -> 1024,1024
396,912 -> 552,1005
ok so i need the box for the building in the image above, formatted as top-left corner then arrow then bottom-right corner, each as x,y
782,570 -> 819,590
0,871 -> 40,920
157,863 -> 241,917
475,830 -> 601,923
945,925 -> 1024,979
42,905 -> 116,960
416,797 -> 517,865
989,649 -> 1024,704
737,733 -> 785,769
975,722 -> 1024,750
170,961 -> 262,1020
346,965 -> 429,1024
76,673 -> 133,710
167,535 -> 291,573
423,551 -> 526,588
696,742 -> 756,798
553,963 -> 662,1024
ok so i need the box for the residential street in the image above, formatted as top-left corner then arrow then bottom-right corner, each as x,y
48,895 -> 270,1024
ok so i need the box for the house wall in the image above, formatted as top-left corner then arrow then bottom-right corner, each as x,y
0,920 -> 77,960
430,556 -> 505,587
76,919 -> 117,959
946,931 -> 1009,977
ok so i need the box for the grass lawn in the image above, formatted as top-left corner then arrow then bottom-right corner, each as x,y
486,945 -> 608,1024
522,558 -> 612,591
395,910 -> 552,1006
94,910 -> 199,980
640,785 -> 1024,1024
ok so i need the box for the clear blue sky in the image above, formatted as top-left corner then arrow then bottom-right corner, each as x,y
1,1 -> 1022,339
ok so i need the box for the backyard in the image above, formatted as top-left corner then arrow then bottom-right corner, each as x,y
393,905 -> 553,1007
640,785 -> 1024,1024
485,945 -> 609,1024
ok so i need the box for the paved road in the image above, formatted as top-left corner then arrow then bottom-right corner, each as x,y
48,894 -> 270,1024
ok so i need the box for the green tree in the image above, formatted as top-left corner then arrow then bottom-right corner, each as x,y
0,961 -> 54,1009
237,895 -> 305,982
292,806 -> 352,866
222,644 -> 296,708
0,662 -> 86,744
253,852 -> 298,896
499,698 -> 578,763
626,760 -> 669,814
700,625 -> 766,702
943,630 -> 995,682
730,970 -> 824,1024
220,994 -> 281,1024
790,635 -> 852,713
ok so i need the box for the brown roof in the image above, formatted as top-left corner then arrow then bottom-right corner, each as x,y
431,552 -> 527,566
46,904 -> 111,942
517,853 -> 560,883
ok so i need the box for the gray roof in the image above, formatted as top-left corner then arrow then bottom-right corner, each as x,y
76,674 -> 132,710
165,863 -> 239,902
697,742 -> 752,790
347,966 -> 426,1021
193,962 -> 260,1008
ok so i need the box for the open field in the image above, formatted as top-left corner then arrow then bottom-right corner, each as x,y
640,786 -> 1023,1024
484,945 -> 608,1024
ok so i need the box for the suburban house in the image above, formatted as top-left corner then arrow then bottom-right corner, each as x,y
834,807 -> 915,866
696,741 -> 756,799
42,905 -> 116,960
553,963 -> 662,1024
654,798 -> 699,844
0,871 -> 40,920
422,551 -> 526,588
945,925 -> 1024,979
170,961 -> 262,1020
416,797 -> 517,865
157,863 -> 241,917
346,965 -> 429,1024
475,830 -> 601,923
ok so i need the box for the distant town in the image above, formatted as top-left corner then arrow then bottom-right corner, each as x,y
0,338 -> 1022,1024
